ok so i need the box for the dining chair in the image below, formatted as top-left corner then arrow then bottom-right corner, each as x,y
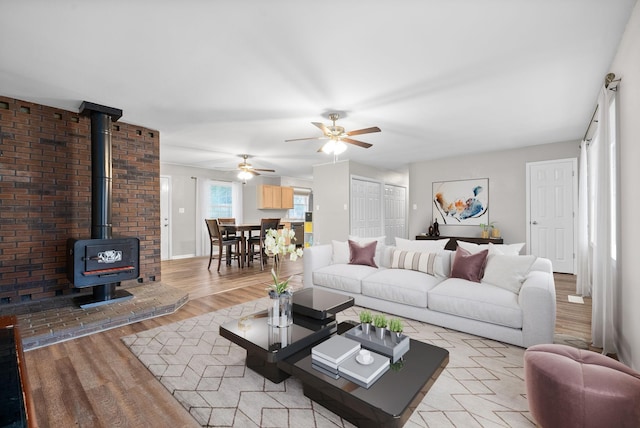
217,218 -> 237,237
205,219 -> 241,272
248,218 -> 281,270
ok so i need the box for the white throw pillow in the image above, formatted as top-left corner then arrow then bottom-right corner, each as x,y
349,235 -> 385,266
488,242 -> 525,256
395,237 -> 448,252
458,241 -> 525,256
331,240 -> 350,264
394,237 -> 450,277
390,249 -> 437,276
481,254 -> 536,293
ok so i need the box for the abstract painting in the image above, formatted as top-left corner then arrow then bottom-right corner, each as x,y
432,178 -> 488,225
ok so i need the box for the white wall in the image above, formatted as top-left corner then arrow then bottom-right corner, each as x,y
610,0 -> 640,370
408,141 -> 579,245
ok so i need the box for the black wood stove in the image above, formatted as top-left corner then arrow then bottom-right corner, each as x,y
66,101 -> 140,308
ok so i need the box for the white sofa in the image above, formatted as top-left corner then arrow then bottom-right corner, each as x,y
303,241 -> 556,348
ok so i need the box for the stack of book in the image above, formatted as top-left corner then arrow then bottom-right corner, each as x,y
311,335 -> 361,379
338,351 -> 390,388
311,335 -> 391,388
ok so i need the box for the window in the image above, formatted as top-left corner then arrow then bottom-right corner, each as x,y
207,182 -> 233,218
287,189 -> 310,220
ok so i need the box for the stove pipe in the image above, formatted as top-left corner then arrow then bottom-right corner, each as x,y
79,102 -> 122,240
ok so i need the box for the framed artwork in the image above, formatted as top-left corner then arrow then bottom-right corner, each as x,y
432,178 -> 489,225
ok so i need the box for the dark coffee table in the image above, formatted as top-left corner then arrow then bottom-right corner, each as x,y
293,287 -> 355,320
290,321 -> 450,428
219,288 -> 354,383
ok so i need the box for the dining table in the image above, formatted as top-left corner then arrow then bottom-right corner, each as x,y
219,224 -> 261,268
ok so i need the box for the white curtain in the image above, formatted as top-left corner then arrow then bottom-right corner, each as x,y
196,178 -> 211,257
577,86 -> 618,355
195,179 -> 244,257
576,142 -> 590,296
232,181 -> 243,223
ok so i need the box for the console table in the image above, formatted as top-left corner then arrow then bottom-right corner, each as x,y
415,235 -> 503,251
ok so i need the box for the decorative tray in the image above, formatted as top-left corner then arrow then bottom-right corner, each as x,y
344,325 -> 410,363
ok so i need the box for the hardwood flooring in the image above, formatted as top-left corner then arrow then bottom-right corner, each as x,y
23,257 -> 589,427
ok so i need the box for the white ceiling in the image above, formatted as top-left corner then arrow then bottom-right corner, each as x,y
0,1 -> 635,179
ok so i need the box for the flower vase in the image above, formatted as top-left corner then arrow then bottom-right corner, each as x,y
267,290 -> 293,327
376,326 -> 387,340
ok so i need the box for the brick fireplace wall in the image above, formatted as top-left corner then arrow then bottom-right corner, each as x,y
0,96 -> 160,305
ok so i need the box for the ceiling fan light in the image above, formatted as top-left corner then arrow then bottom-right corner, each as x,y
334,140 -> 347,155
238,170 -> 253,180
322,140 -> 337,154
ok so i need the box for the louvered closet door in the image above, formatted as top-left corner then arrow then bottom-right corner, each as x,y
384,184 -> 407,245
350,178 -> 383,238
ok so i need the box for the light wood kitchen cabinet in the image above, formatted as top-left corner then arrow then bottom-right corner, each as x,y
257,185 -> 294,209
280,186 -> 294,209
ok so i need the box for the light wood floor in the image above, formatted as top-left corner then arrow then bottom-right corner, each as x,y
23,257 -> 590,427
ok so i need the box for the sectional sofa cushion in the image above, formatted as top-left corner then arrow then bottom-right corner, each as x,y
361,268 -> 443,308
395,237 -> 451,278
450,247 -> 488,282
348,235 -> 386,266
331,240 -> 350,264
312,264 -> 378,294
428,278 -> 523,329
458,241 -> 525,256
395,237 -> 449,252
348,239 -> 377,267
482,254 -> 537,293
390,249 -> 437,275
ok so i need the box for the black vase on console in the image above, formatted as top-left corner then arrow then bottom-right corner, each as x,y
433,219 -> 440,236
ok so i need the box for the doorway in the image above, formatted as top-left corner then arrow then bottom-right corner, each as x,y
526,158 -> 577,273
350,177 -> 383,238
160,175 -> 171,260
384,184 -> 407,245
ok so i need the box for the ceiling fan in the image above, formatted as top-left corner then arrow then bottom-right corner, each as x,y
237,154 -> 275,180
285,113 -> 381,154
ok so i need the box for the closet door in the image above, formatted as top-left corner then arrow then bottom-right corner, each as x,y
384,184 -> 407,245
350,177 -> 383,238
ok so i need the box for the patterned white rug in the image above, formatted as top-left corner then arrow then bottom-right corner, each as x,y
122,299 -> 585,427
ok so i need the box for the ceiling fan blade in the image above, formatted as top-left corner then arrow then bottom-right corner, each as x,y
285,136 -> 325,142
249,170 -> 260,176
312,122 -> 331,136
346,126 -> 381,137
254,168 -> 275,173
342,137 -> 373,149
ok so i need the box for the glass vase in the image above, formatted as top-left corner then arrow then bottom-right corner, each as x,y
267,290 -> 293,327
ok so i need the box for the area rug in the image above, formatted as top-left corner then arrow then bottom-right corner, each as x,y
122,299 -> 586,428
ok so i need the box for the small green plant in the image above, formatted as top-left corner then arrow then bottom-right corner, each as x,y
373,314 -> 388,329
388,318 -> 403,333
359,309 -> 373,324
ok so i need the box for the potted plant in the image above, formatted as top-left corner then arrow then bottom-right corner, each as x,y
479,222 -> 495,239
264,227 -> 304,327
388,318 -> 404,343
373,314 -> 388,340
490,222 -> 500,238
359,309 -> 373,334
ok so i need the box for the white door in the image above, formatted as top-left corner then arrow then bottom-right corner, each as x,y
527,159 -> 577,273
384,184 -> 407,245
350,177 -> 383,238
160,176 -> 171,260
